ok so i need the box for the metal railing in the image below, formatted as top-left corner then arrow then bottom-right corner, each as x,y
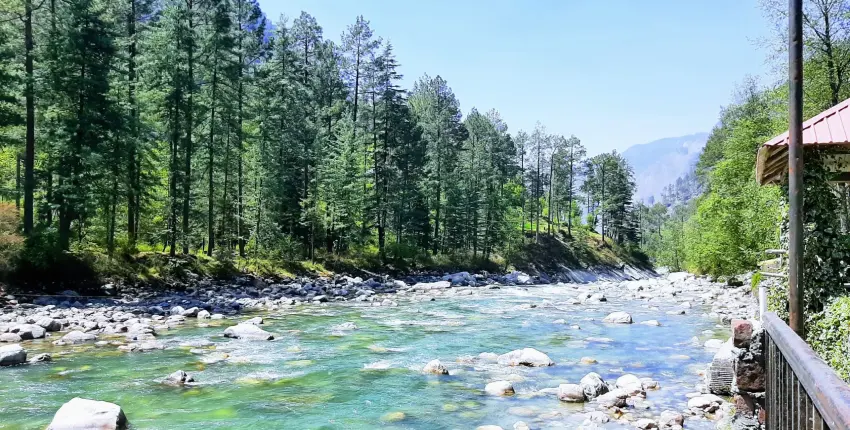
764,312 -> 850,429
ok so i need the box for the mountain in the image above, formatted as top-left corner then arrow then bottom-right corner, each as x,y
622,132 -> 709,203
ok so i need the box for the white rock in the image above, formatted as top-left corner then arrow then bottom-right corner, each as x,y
557,383 -> 586,402
580,372 -> 608,399
46,398 -> 128,430
659,410 -> 684,427
223,323 -> 274,340
634,418 -> 658,429
603,312 -> 633,324
640,320 -> 661,326
0,344 -> 26,366
53,330 -> 97,346
422,359 -> 449,375
497,348 -> 554,367
484,380 -> 515,396
196,310 -> 211,319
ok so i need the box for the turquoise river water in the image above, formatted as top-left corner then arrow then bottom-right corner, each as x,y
0,284 -> 728,429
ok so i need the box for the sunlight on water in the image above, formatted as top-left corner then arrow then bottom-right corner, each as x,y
0,285 -> 727,429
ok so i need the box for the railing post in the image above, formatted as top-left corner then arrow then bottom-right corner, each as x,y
759,285 -> 768,320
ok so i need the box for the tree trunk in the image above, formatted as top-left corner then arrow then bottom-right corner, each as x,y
182,0 -> 194,254
127,0 -> 138,247
206,51 -> 218,256
23,0 -> 35,235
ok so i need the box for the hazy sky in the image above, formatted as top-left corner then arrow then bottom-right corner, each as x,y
257,0 -> 774,155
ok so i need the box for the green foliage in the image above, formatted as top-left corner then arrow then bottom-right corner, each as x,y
807,296 -> 850,381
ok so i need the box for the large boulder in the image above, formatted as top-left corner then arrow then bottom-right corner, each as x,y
196,310 -> 211,319
497,348 -> 554,367
602,312 -> 633,324
504,271 -> 532,285
0,333 -> 22,343
11,323 -> 46,340
47,398 -> 128,430
53,331 -> 97,346
484,380 -> 515,396
36,317 -> 62,332
223,323 -> 274,340
422,359 -> 449,375
411,281 -> 451,291
557,383 -> 586,402
0,344 -> 26,366
615,373 -> 644,395
442,272 -> 474,285
580,372 -> 609,399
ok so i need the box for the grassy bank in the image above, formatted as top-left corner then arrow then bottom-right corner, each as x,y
1,226 -> 649,295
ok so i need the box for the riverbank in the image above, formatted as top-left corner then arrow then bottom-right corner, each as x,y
0,272 -> 758,429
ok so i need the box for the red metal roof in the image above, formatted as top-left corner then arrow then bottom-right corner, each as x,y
763,97 -> 850,147
757,97 -> 850,184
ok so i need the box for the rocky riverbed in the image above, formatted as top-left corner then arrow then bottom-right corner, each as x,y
0,271 -> 757,429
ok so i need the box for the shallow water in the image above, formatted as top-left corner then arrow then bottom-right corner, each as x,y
0,284 -> 728,429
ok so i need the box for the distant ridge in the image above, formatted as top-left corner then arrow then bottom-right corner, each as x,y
622,132 -> 709,202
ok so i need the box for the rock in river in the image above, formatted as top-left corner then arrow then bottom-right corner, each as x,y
557,383 -> 586,402
0,333 -> 22,343
10,323 -> 45,340
53,331 -> 97,346
47,397 -> 128,430
0,344 -> 26,366
223,323 -> 275,340
580,372 -> 609,399
497,348 -> 554,367
485,380 -> 515,396
422,359 -> 449,375
602,312 -> 633,324
164,370 -> 195,385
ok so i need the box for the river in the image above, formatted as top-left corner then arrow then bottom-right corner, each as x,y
0,281 -> 733,429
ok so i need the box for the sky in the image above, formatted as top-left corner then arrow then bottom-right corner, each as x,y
257,0 -> 775,155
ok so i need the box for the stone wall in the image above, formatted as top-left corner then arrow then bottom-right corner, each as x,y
730,319 -> 765,430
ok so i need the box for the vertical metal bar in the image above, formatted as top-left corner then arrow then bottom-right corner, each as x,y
771,336 -> 777,430
787,0 -> 805,337
794,374 -> 800,429
770,336 -> 776,430
780,354 -> 785,430
802,384 -> 810,429
813,403 -> 823,430
767,335 -> 772,430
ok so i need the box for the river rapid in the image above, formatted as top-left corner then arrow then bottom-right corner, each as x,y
0,277 -> 747,429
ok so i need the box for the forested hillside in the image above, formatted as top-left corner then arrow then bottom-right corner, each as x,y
0,0 -> 643,281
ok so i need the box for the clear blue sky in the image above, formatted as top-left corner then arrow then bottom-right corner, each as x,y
258,0 -> 773,155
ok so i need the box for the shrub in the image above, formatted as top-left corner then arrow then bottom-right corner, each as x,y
808,296 -> 850,381
0,202 -> 23,275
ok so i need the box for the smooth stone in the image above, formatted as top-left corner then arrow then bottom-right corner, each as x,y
640,320 -> 661,326
46,398 -> 128,430
381,411 -> 405,422
557,383 -> 586,402
634,418 -> 658,429
0,332 -> 22,343
243,317 -> 263,325
422,359 -> 449,375
485,380 -> 515,396
497,348 -> 554,367
659,410 -> 685,427
603,312 -> 633,324
0,344 -> 26,366
36,317 -> 62,332
29,352 -> 52,363
513,422 -> 530,430
580,372 -> 609,399
53,331 -> 97,346
164,370 -> 195,385
11,323 -> 45,340
223,323 -> 274,340
196,310 -> 211,319
580,357 -> 598,364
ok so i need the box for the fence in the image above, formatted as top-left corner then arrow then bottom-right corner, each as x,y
763,312 -> 850,429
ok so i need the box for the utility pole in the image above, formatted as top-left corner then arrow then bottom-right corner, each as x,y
788,0 -> 805,337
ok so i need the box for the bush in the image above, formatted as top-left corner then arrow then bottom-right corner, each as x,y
808,296 -> 850,381
0,202 -> 23,275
